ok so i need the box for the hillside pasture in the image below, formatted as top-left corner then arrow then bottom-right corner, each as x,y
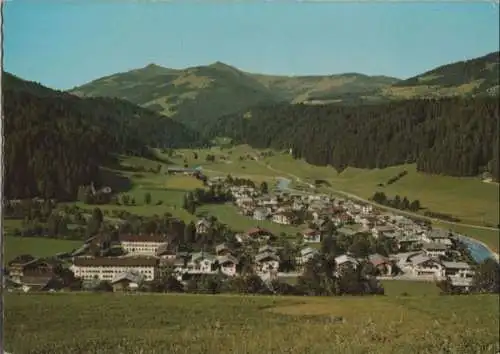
3,236 -> 81,263
4,293 -> 499,354
261,153 -> 499,228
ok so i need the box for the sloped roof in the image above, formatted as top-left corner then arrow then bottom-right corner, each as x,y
422,242 -> 448,251
368,253 -> 391,266
335,254 -> 359,265
119,234 -> 166,243
258,245 -> 277,254
441,261 -> 471,270
409,254 -> 440,266
255,252 -> 280,263
73,256 -> 159,267
300,247 -> 318,257
217,255 -> 239,265
111,270 -> 144,284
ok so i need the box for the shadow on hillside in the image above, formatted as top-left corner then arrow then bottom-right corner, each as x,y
99,168 -> 133,194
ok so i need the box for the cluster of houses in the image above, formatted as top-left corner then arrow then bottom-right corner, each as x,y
4,180 -> 479,293
226,182 -> 478,288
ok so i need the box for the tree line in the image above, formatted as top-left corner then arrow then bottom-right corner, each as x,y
3,72 -> 205,201
204,97 -> 499,180
371,192 -> 421,212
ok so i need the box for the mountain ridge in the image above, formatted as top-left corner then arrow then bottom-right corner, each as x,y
68,50 -> 499,130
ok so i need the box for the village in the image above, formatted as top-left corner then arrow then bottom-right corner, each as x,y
5,174 -> 478,294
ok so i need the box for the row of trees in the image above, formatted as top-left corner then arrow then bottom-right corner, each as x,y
205,97 -> 499,180
371,192 -> 421,212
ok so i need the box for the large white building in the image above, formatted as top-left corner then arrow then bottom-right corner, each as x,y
119,234 -> 167,256
70,256 -> 159,281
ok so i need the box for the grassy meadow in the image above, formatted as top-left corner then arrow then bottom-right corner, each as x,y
3,235 -> 81,263
262,153 -> 499,228
164,144 -> 499,231
4,293 -> 499,354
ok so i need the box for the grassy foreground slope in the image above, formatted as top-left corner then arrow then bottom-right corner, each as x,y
4,293 -> 499,354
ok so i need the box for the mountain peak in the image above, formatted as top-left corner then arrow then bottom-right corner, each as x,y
208,61 -> 237,70
144,63 -> 164,70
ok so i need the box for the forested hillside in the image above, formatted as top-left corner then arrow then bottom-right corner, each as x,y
69,62 -> 399,130
3,72 -> 205,200
206,97 -> 499,180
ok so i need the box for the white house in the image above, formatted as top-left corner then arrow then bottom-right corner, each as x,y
253,208 -> 269,221
296,247 -> 319,266
441,261 -> 474,279
422,242 -> 448,258
272,212 -> 295,225
119,234 -> 167,256
407,254 -> 443,278
302,228 -> 321,243
187,252 -> 216,274
110,270 -> 145,291
371,225 -> 396,239
71,256 -> 159,281
195,219 -> 212,235
255,252 -> 280,274
335,254 -> 359,270
217,255 -> 239,276
422,229 -> 453,246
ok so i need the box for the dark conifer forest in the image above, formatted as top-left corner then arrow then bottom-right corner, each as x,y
205,97 -> 499,180
3,72 -> 205,200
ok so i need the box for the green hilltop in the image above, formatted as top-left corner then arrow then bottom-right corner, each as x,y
69,51 -> 499,129
68,62 -> 401,129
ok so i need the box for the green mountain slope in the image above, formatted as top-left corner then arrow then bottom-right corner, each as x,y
378,51 -> 500,100
69,62 -> 400,129
68,51 -> 498,128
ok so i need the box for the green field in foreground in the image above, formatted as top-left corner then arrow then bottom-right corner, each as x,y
3,235 -> 82,263
4,293 -> 499,354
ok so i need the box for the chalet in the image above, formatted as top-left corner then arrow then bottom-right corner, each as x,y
302,228 -> 321,243
296,247 -> 319,266
368,254 -> 393,276
156,243 -> 177,259
253,208 -> 269,221
110,271 -> 144,292
255,252 -> 280,274
422,242 -> 448,257
272,211 -> 296,225
258,245 -> 278,255
187,252 -> 217,273
335,254 -> 359,270
246,227 -> 274,241
216,255 -> 239,276
407,254 -> 443,278
441,261 -> 474,278
371,225 -> 396,239
71,256 -> 159,281
196,219 -> 212,235
423,229 -> 453,246
8,256 -> 59,282
215,243 -> 234,257
119,233 -> 167,256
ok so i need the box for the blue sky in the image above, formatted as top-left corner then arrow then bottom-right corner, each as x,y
4,1 -> 499,90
